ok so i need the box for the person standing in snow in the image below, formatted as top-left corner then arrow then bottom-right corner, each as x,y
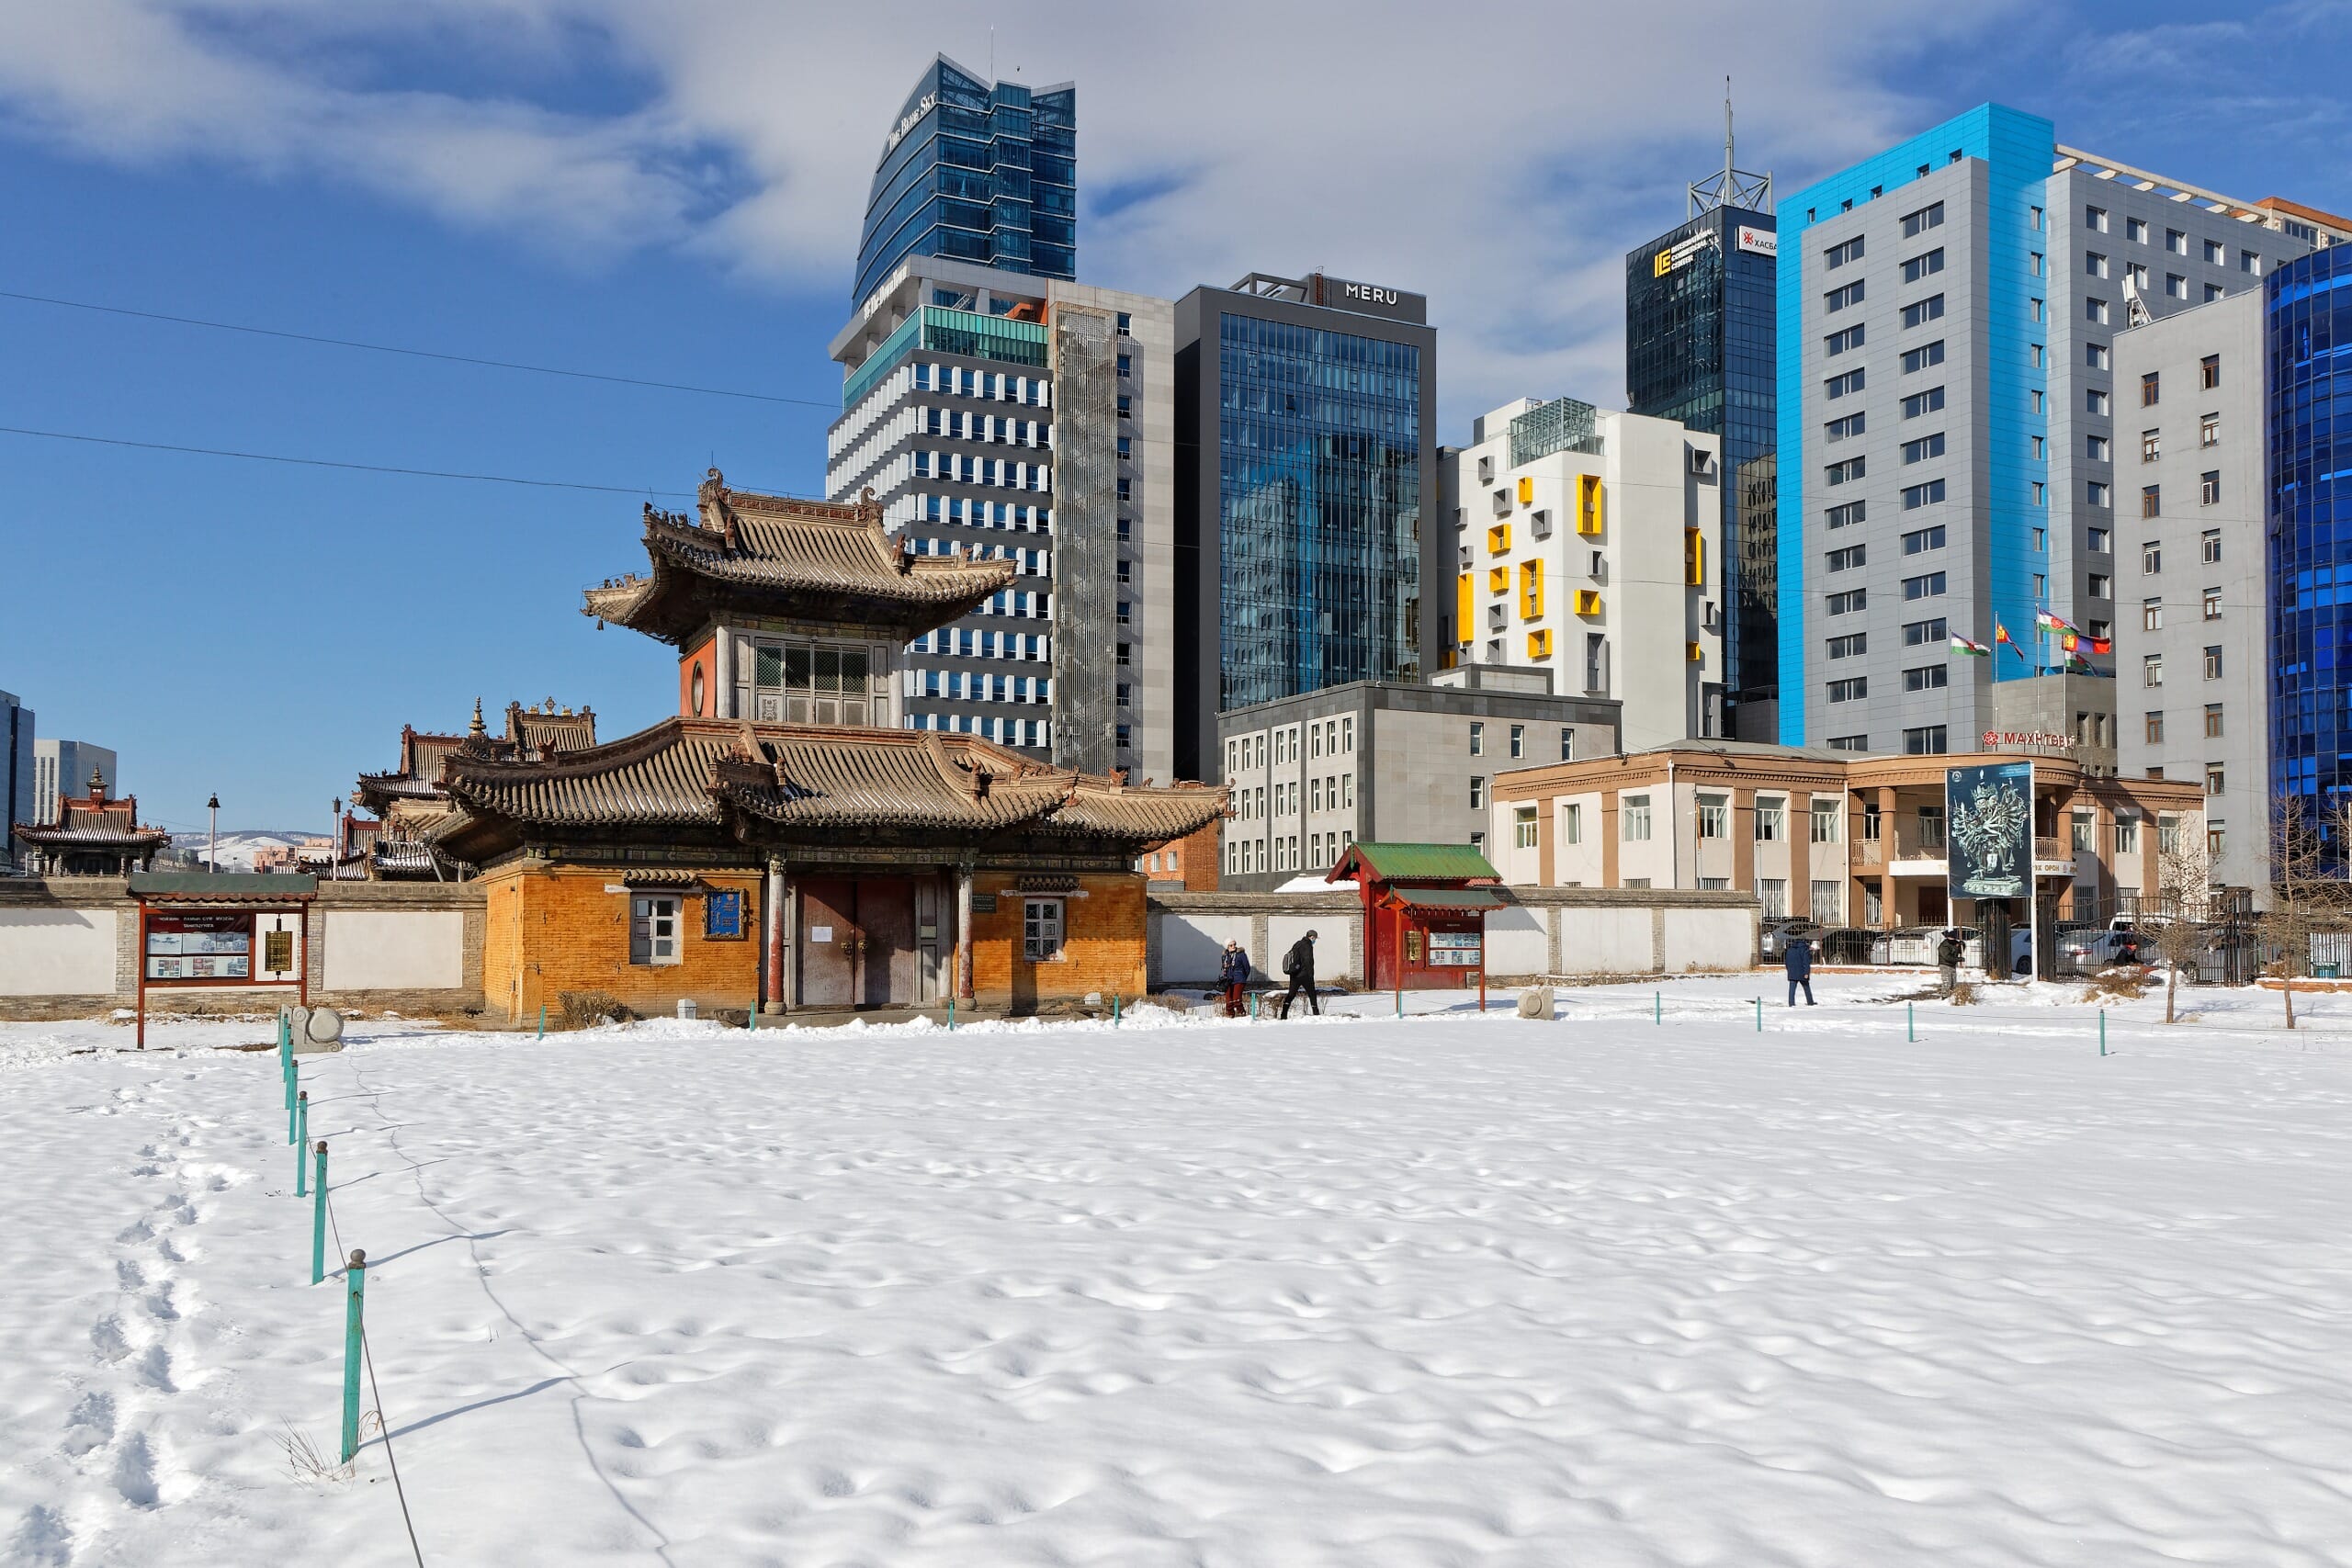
1277,930 -> 1320,1018
1219,941 -> 1252,1018
1935,929 -> 1966,996
1784,931 -> 1816,1007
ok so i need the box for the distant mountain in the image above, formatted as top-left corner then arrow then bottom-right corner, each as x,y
165,829 -> 319,870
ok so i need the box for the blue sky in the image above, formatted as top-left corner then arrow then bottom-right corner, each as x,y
3,0 -> 2348,833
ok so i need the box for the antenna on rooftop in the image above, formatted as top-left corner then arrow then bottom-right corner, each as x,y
1689,76 -> 1773,218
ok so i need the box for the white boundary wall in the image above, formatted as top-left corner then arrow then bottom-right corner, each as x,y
322,910 -> 468,992
0,908 -> 119,996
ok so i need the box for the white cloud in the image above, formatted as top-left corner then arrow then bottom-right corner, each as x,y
0,0 -> 2030,429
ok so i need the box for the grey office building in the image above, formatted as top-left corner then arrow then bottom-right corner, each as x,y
1175,271 -> 1442,783
1776,103 -> 2335,765
33,739 -> 116,828
2111,289 -> 2268,893
1216,665 -> 1620,891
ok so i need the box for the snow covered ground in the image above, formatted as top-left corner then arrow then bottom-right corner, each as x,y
7,976 -> 2352,1565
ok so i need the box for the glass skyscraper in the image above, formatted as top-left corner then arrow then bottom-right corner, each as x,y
1173,273 -> 1440,780
2267,245 -> 2352,828
854,55 -> 1075,310
1626,207 -> 1778,736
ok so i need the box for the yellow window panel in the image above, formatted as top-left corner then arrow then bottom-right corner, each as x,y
1516,476 -> 1534,506
1487,523 -> 1511,554
1527,628 -> 1553,659
1575,589 -> 1602,616
1518,558 -> 1544,618
1684,527 -> 1706,586
1577,475 -> 1605,536
1456,572 -> 1473,637
1686,640 -> 1703,662
1488,566 -> 1510,594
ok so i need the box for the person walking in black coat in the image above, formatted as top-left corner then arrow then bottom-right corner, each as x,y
1935,929 -> 1966,996
1277,930 -> 1320,1018
1784,932 -> 1816,1007
1218,941 -> 1252,1018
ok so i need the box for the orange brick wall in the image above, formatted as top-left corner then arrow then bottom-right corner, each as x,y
969,872 -> 1148,1003
481,863 -> 762,1024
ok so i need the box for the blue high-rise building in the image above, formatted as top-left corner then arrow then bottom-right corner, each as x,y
2267,245 -> 2352,829
854,55 -> 1075,310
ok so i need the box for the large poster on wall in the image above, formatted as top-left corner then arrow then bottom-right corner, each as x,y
1947,761 -> 2033,901
145,911 -> 254,980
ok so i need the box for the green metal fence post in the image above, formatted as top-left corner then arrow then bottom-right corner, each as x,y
1112,993 -> 1121,1026
1755,997 -> 1763,1032
311,1143 -> 329,1285
947,997 -> 956,1031
340,1250 -> 367,1464
288,1066 -> 300,1144
2099,1011 -> 2108,1057
294,1092 -> 308,1184
1655,990 -> 1661,1025
1908,1001 -> 1915,1043
281,1015 -> 295,1111
537,1004 -> 546,1041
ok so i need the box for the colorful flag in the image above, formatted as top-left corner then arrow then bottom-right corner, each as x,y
2090,636 -> 2113,655
1995,620 -> 2028,660
1950,633 -> 1992,657
2062,630 -> 2079,652
2037,609 -> 2081,637
2064,652 -> 2114,677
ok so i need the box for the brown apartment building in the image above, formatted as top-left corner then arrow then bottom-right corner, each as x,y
1488,740 -> 2206,927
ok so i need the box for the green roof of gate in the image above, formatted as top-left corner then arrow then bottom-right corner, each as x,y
1333,843 -> 1500,883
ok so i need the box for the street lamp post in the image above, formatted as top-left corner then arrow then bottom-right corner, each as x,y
330,797 -> 344,881
206,794 -> 219,874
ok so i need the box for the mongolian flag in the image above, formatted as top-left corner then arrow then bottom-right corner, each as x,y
1994,620 -> 2028,660
1950,633 -> 1992,657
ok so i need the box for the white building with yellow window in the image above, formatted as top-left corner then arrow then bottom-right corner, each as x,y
1441,397 -> 1724,750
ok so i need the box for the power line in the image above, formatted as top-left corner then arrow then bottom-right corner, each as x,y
0,424 -> 705,497
0,288 -> 836,411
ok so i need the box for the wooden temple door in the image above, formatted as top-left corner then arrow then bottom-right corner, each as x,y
797,877 -> 857,1008
797,877 -> 920,1009
858,879 -> 917,1009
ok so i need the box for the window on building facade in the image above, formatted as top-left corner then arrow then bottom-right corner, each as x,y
1901,726 -> 1947,756
2144,710 -> 2165,744
2143,539 -> 2163,573
1827,632 -> 1868,660
1826,324 -> 1865,355
2202,585 -> 2222,620
2166,274 -> 2188,299
2089,573 -> 2110,599
2143,598 -> 2164,632
2144,654 -> 2164,686
1558,727 -> 1575,761
1468,721 -> 1483,755
1826,501 -> 1866,529
1469,776 -> 1485,809
2141,485 -> 2160,517
2086,204 -> 2108,231
1623,795 -> 1651,841
2200,469 -> 2221,505
1514,807 -> 1538,849
2143,429 -> 2162,462
1826,457 -> 1866,485
2114,813 -> 2140,854
2086,298 -> 2109,324
1825,234 -> 1865,267
2126,217 -> 2149,243
1826,545 -> 1866,572
2203,646 -> 2222,679
1826,280 -> 1866,312
2086,342 -> 2110,369
2240,250 -> 2260,275
1023,897 -> 1066,961
2200,412 -> 2219,447
1827,676 -> 1867,703
1827,589 -> 1866,615
1901,340 -> 1946,373
1826,368 -> 1866,398
1902,525 -> 1947,554
1902,386 -> 1946,419
1902,617 -> 1948,646
629,897 -> 681,965
1903,201 -> 1944,238
2142,371 -> 2161,407
2207,764 -> 2225,795
1698,795 -> 1728,839
1902,248 -> 1946,283
1901,479 -> 1947,509
2086,251 -> 2109,277
1809,802 -> 1842,843
1756,798 -> 1784,840
1903,295 -> 1947,329
2200,529 -> 2221,565
1902,572 -> 1947,600
1901,433 -> 1946,464
1826,412 -> 1866,441
1562,802 -> 1582,842
2204,702 -> 2224,739
1903,665 -> 1949,692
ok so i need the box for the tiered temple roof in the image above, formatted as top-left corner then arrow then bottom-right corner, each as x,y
424,718 -> 1227,864
581,469 -> 1016,645
353,700 -> 594,876
14,770 -> 171,874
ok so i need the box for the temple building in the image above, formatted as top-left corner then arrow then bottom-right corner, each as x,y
13,769 -> 171,876
354,697 -> 599,879
419,473 -> 1226,1021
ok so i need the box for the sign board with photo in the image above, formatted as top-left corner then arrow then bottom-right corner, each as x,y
1946,761 -> 2034,901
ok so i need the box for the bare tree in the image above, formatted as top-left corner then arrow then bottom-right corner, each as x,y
2150,816 -> 2211,1025
2259,792 -> 2332,1030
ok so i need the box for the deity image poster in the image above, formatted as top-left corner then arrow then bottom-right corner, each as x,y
1946,761 -> 2033,900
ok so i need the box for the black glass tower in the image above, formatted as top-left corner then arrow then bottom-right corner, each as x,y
1173,273 -> 1441,780
1627,203 -> 1778,738
854,55 -> 1075,310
